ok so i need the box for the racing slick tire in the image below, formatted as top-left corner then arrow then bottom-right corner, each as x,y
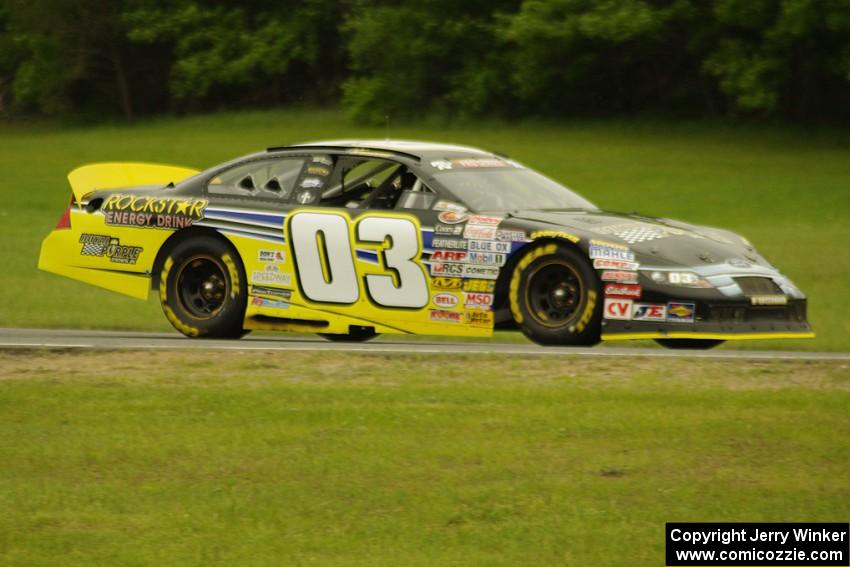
509,242 -> 601,346
654,339 -> 725,350
159,236 -> 248,338
318,326 -> 378,342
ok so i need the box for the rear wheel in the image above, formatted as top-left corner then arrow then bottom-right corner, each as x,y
319,326 -> 378,342
509,243 -> 601,346
159,236 -> 248,338
655,339 -> 724,350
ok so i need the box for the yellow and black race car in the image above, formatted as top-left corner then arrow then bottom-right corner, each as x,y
39,140 -> 813,348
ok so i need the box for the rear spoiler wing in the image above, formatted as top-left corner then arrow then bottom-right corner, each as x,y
67,162 -> 201,204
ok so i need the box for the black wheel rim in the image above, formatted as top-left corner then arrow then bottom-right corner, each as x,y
175,255 -> 229,319
526,260 -> 583,328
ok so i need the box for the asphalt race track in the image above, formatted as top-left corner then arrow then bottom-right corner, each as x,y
1,328 -> 848,361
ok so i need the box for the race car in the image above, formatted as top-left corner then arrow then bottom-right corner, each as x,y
38,140 -> 813,349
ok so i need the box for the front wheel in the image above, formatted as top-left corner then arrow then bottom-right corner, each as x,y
159,236 -> 248,338
654,339 -> 725,350
509,243 -> 601,346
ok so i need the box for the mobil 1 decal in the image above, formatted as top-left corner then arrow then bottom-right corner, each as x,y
285,210 -> 429,309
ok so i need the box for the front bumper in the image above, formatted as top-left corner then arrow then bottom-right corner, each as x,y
601,298 -> 814,341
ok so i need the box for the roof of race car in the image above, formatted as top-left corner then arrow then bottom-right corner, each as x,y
268,139 -> 493,160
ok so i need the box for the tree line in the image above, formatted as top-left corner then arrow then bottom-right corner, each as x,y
2,0 -> 849,123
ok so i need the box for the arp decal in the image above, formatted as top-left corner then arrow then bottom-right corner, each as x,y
431,250 -> 467,262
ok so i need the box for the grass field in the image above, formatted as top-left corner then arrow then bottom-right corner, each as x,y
0,350 -> 848,565
1,110 -> 848,350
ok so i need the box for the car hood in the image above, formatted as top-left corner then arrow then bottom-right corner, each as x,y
507,209 -> 770,271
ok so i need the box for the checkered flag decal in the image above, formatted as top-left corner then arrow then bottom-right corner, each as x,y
80,241 -> 107,256
597,223 -> 672,245
79,234 -> 112,256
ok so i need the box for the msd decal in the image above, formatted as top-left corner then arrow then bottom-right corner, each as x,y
604,298 -> 633,320
464,292 -> 494,308
632,303 -> 666,321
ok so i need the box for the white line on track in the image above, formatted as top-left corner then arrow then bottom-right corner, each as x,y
1,328 -> 848,361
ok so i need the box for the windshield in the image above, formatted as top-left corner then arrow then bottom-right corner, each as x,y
433,168 -> 597,212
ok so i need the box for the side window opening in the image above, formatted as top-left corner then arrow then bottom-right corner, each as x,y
208,158 -> 305,199
315,158 -> 400,208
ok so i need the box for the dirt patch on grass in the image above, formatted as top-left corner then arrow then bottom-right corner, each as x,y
0,349 -> 848,391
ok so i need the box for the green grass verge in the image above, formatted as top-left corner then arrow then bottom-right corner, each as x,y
1,110 -> 848,350
0,351 -> 848,565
